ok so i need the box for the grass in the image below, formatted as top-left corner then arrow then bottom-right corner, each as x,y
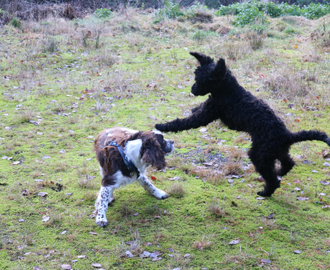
0,5 -> 330,270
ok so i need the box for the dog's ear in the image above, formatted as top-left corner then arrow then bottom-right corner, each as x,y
141,138 -> 166,170
190,52 -> 213,66
211,58 -> 227,80
97,147 -> 112,174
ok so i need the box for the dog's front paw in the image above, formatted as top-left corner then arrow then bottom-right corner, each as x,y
155,190 -> 169,200
95,217 -> 108,227
257,190 -> 272,197
155,124 -> 167,132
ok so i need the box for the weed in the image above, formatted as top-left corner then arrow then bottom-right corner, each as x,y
145,203 -> 161,215
82,30 -> 91,47
78,175 -> 97,189
193,235 -> 212,250
83,190 -> 97,201
153,1 -> 184,23
223,161 -> 244,176
168,183 -> 185,198
119,203 -> 135,218
208,199 -> 226,217
95,30 -> 102,49
42,38 -> 59,53
94,8 -> 112,19
10,18 -> 21,28
18,109 -> 35,124
246,30 -> 265,50
192,30 -> 207,44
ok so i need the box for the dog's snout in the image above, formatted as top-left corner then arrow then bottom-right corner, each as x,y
165,140 -> 174,153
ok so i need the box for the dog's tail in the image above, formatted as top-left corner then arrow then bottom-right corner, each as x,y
291,130 -> 330,146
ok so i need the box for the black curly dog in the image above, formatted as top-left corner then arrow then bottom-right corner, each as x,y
155,52 -> 330,197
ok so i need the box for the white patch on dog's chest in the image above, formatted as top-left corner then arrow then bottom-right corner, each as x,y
113,170 -> 138,188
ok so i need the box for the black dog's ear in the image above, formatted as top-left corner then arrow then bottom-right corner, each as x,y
141,138 -> 166,170
211,58 -> 227,79
190,52 -> 213,66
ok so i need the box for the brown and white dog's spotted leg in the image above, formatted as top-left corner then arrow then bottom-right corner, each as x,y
137,175 -> 168,200
95,185 -> 114,227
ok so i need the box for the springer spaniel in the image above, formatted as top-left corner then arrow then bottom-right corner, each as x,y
94,127 -> 174,227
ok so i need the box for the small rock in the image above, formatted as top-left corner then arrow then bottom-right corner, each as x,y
77,255 -> 86,258
92,263 -> 102,268
294,250 -> 302,254
61,264 -> 71,270
229,240 -> 240,245
125,251 -> 133,258
140,251 -> 150,258
261,258 -> 271,264
296,197 -> 309,201
38,192 -> 48,197
42,216 -> 50,222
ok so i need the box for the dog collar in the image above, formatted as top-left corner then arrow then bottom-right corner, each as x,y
107,141 -> 140,177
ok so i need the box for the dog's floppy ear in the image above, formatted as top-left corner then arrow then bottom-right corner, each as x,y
141,138 -> 166,170
97,146 -> 112,172
190,52 -> 213,66
211,58 -> 227,80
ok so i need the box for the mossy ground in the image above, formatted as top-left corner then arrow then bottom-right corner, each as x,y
1,8 -> 330,270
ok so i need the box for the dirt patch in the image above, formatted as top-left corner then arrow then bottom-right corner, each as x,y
171,147 -> 227,167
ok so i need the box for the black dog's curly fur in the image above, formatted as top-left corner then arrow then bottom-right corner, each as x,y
155,52 -> 330,197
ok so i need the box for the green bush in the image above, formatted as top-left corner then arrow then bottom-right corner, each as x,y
216,1 -> 330,26
154,0 -> 184,23
302,3 -> 330,19
264,2 -> 283,18
234,6 -> 269,27
93,8 -> 112,19
9,18 -> 21,28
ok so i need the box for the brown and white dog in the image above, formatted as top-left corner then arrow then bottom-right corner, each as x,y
94,127 -> 174,227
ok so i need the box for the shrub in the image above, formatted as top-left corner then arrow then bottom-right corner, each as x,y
264,2 -> 283,18
93,8 -> 112,19
216,1 -> 330,25
9,18 -> 21,28
154,0 -> 184,23
302,3 -> 330,20
234,6 -> 269,27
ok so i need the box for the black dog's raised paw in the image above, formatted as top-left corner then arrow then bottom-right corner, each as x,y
257,190 -> 272,197
155,124 -> 166,132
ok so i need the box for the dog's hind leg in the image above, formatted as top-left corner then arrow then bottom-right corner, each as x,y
277,153 -> 295,177
249,148 -> 280,197
137,175 -> 168,200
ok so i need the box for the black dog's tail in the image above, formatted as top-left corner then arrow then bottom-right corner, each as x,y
291,130 -> 330,146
